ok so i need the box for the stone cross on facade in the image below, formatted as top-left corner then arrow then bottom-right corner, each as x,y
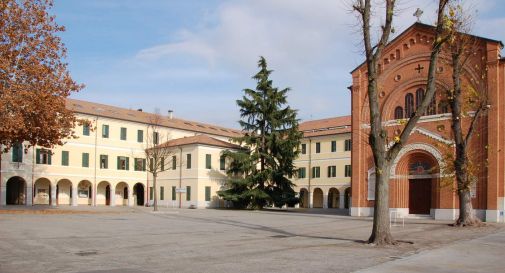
415,64 -> 424,74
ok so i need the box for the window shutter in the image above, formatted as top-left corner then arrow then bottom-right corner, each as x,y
117,156 -> 120,169
62,151 -> 69,166
172,186 -> 176,200
48,152 -> 52,165
137,130 -> 143,143
206,154 -> 211,169
205,186 -> 211,201
36,149 -> 41,164
186,186 -> 191,201
142,159 -> 146,171
126,157 -> 129,170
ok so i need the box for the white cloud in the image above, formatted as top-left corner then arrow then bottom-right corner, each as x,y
129,0 -> 504,127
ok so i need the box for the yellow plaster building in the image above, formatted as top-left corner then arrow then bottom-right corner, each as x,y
1,99 -> 352,209
294,116 -> 352,209
0,99 -> 241,208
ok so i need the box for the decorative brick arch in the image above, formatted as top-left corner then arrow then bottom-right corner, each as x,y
391,143 -> 444,177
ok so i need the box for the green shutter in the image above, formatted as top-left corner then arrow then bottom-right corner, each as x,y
36,149 -> 41,164
137,130 -> 143,143
206,154 -> 211,169
82,153 -> 89,167
12,143 -> 22,163
205,186 -> 211,201
48,152 -> 52,165
83,124 -> 90,136
126,157 -> 129,170
62,151 -> 69,166
186,186 -> 191,201
117,156 -> 121,169
150,187 -> 153,200
142,159 -> 146,171
220,156 -> 225,170
120,127 -> 127,140
187,154 -> 191,169
161,157 -> 165,171
172,156 -> 176,170
172,186 -> 176,200
160,187 -> 164,201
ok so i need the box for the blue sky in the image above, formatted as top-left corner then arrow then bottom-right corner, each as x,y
53,0 -> 505,129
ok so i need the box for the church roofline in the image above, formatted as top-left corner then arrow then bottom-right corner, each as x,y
349,22 -> 504,75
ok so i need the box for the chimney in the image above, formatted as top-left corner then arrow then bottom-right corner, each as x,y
137,108 -> 143,112
168,110 -> 173,120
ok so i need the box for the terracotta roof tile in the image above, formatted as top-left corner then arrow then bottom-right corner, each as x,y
156,135 -> 242,150
66,98 -> 241,138
299,116 -> 351,137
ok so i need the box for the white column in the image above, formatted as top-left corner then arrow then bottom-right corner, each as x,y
50,183 -> 57,206
323,192 -> 328,209
128,187 -> 133,207
339,191 -> 345,209
110,187 -> 116,207
26,185 -> 33,206
0,183 -> 6,206
309,191 -> 313,208
71,186 -> 78,206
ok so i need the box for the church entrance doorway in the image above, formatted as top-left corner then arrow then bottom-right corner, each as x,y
409,178 -> 431,214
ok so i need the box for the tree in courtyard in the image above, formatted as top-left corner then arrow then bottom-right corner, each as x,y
218,57 -> 302,209
440,3 -> 488,226
352,0 -> 450,245
0,0 -> 83,150
145,113 -> 175,211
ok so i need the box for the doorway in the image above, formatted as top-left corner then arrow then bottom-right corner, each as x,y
409,178 -> 431,214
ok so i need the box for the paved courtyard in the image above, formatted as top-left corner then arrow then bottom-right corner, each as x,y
0,207 -> 503,273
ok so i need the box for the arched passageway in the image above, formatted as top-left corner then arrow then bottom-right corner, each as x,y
77,180 -> 92,205
34,178 -> 51,205
133,183 -> 145,206
328,188 -> 340,208
97,181 -> 111,206
344,187 -> 351,209
115,182 -> 129,206
396,150 -> 439,215
313,188 -> 323,208
299,188 -> 309,208
6,176 -> 26,205
57,179 -> 72,206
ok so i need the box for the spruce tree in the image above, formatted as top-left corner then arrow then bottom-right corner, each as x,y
218,57 -> 302,209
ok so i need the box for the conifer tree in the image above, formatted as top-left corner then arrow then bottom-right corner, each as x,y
218,57 -> 302,209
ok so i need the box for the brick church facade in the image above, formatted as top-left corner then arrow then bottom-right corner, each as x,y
349,23 -> 505,222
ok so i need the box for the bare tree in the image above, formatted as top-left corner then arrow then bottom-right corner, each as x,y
352,0 -> 450,245
442,3 -> 488,226
144,113 -> 175,211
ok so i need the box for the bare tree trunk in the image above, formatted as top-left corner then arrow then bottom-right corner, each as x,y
153,173 -> 158,211
450,50 -> 481,227
369,165 -> 395,244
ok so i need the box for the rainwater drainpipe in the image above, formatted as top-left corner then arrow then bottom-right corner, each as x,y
93,116 -> 98,206
32,145 -> 35,206
179,146 -> 183,208
308,138 -> 312,208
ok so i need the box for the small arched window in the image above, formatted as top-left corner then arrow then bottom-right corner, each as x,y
405,93 -> 414,118
438,101 -> 450,114
415,88 -> 425,110
394,106 -> 404,119
426,96 -> 437,115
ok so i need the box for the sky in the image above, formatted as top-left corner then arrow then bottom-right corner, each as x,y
53,0 -> 505,129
